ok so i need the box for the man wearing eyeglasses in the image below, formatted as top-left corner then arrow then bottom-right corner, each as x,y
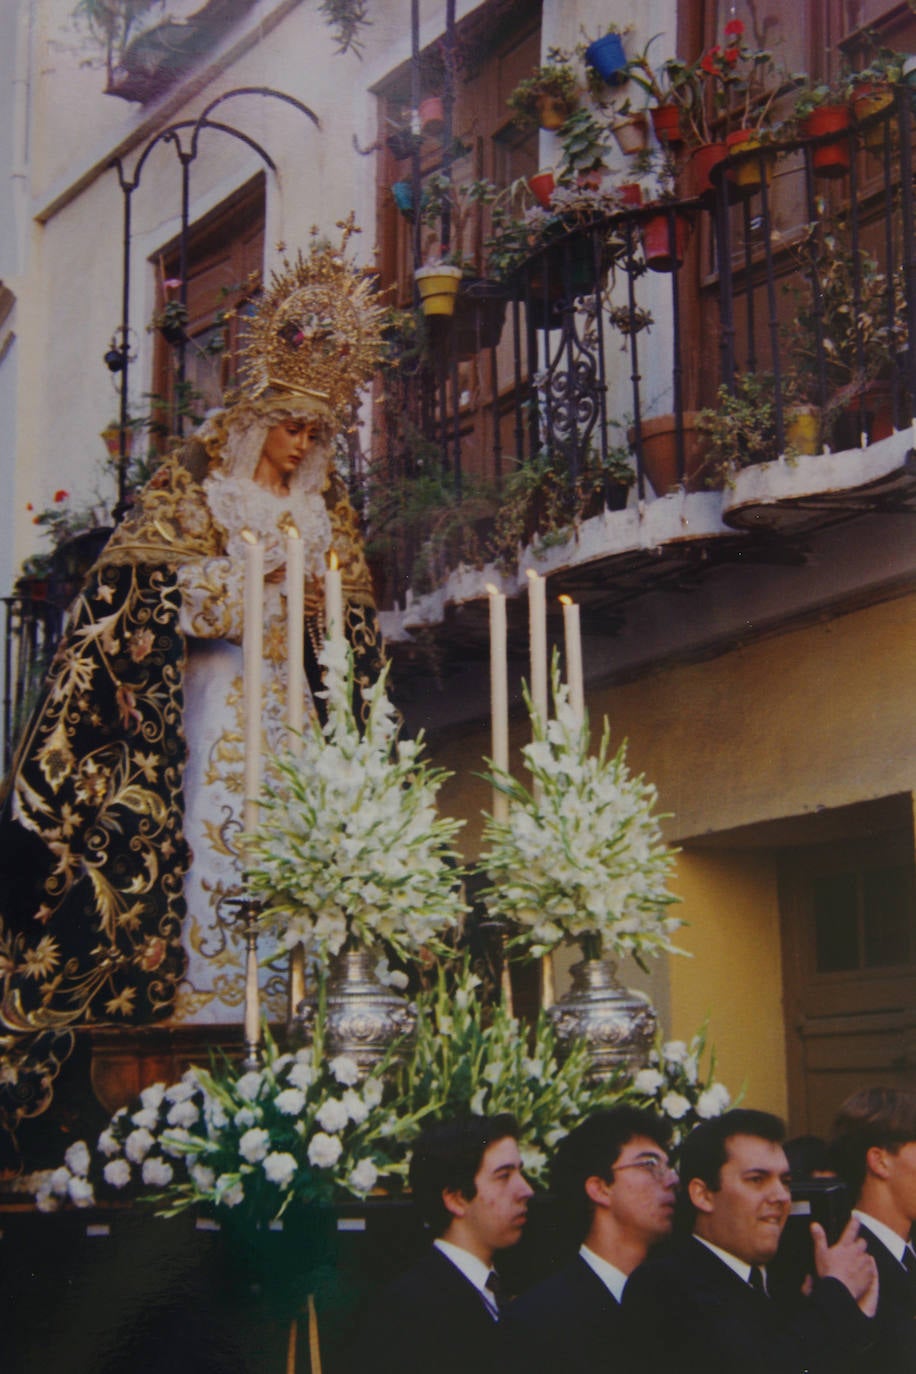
622,1108 -> 878,1374
503,1106 -> 676,1372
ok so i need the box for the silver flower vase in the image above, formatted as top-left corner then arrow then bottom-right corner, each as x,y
296,946 -> 416,1078
548,957 -> 657,1082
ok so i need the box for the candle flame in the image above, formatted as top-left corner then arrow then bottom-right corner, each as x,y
485,583 -> 499,596
287,522 -> 300,540
558,594 -> 572,605
526,568 -> 540,582
329,550 -> 339,571
240,528 -> 258,545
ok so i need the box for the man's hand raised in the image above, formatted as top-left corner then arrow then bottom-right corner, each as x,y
811,1217 -> 879,1316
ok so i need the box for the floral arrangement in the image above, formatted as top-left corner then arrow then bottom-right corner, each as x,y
246,644 -> 468,964
480,666 -> 682,962
626,1024 -> 734,1144
32,1025 -> 424,1222
396,958 -> 612,1186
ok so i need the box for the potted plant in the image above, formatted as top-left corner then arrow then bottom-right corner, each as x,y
415,172 -> 499,316
793,81 -> 852,177
582,25 -> 631,90
578,440 -> 636,514
480,664 -> 682,1075
528,168 -> 557,209
557,106 -> 613,184
150,298 -> 189,345
846,44 -> 907,150
624,40 -> 690,148
695,371 -> 782,485
508,52 -> 580,131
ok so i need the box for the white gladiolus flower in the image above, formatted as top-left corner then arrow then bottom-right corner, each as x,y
97,1128 -> 121,1158
316,1098 -> 349,1133
329,1056 -> 360,1086
124,1129 -> 154,1164
660,1091 -> 692,1120
217,1176 -> 244,1208
274,1088 -> 306,1117
103,1158 -> 132,1189
141,1156 -> 174,1187
64,1141 -> 91,1176
167,1099 -> 200,1129
633,1068 -> 664,1095
239,1128 -> 270,1163
308,1132 -> 343,1168
67,1175 -> 95,1207
348,1159 -> 378,1194
263,1152 -> 297,1188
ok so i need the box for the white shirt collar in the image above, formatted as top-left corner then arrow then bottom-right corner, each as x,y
579,1244 -> 628,1302
434,1238 -> 498,1315
852,1208 -> 910,1264
694,1234 -> 766,1288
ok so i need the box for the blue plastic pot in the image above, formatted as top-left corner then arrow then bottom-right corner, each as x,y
391,180 -> 414,217
585,32 -> 627,86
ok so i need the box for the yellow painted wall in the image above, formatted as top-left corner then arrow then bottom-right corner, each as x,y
432,593 -> 916,1120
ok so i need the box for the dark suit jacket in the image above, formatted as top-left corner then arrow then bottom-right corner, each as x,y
502,1254 -> 625,1373
621,1235 -> 874,1374
345,1245 -> 502,1374
859,1224 -> 916,1374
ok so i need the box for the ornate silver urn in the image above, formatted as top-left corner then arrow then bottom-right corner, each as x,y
295,946 -> 416,1077
548,957 -> 657,1082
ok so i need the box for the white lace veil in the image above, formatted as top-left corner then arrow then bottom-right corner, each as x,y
202,395 -> 334,498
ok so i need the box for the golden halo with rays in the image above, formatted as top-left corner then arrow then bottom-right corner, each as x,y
238,214 -> 387,423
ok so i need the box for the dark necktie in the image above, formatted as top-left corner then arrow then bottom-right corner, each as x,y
748,1265 -> 767,1296
485,1270 -> 505,1317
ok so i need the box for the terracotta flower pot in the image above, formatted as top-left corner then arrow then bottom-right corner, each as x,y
628,412 -> 708,494
419,95 -> 445,137
528,170 -> 556,209
613,112 -> 650,157
640,210 -> 692,273
801,104 -> 851,178
687,141 -> 729,201
618,182 -> 643,207
650,102 -> 683,147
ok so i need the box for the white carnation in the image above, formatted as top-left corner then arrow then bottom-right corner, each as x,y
274,1088 -> 306,1117
696,1083 -> 731,1119
660,1091 -> 692,1121
50,1166 -> 71,1197
167,1099 -> 200,1129
103,1158 -> 131,1189
342,1090 -> 369,1124
234,1108 -> 259,1130
139,1083 -> 166,1111
263,1152 -> 297,1188
361,1079 -> 384,1109
307,1132 -> 343,1169
67,1175 -> 95,1208
97,1128 -> 121,1158
239,1127 -> 271,1163
164,1080 -> 197,1104
64,1141 -> 91,1177
236,1071 -> 263,1102
348,1158 -> 378,1193
288,1062 -> 314,1091
124,1128 -> 155,1164
216,1176 -> 244,1208
141,1156 -> 174,1187
329,1056 -> 360,1086
190,1163 -> 216,1190
35,1187 -> 58,1213
633,1068 -> 664,1095
662,1040 -> 688,1064
131,1107 -> 160,1131
160,1127 -> 191,1158
316,1098 -> 349,1133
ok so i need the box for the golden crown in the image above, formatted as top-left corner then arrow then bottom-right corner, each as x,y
239,215 -> 386,422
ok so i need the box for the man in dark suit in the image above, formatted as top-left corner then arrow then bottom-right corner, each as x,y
503,1105 -> 676,1373
831,1086 -> 916,1374
622,1107 -> 878,1374
345,1113 -> 533,1374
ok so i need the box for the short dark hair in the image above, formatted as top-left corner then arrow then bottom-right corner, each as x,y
409,1113 -> 520,1235
830,1087 -> 916,1200
550,1106 -> 672,1239
679,1109 -> 786,1201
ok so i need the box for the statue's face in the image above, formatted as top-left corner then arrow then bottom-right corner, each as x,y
256,418 -> 320,491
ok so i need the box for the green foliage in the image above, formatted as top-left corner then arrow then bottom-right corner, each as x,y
696,371 -> 781,482
507,54 -> 580,128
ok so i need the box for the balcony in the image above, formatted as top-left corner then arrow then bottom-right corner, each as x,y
373,89 -> 916,664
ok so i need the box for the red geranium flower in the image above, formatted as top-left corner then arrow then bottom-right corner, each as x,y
53,489 -> 69,502
701,46 -> 721,74
724,46 -> 740,65
725,18 -> 744,37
